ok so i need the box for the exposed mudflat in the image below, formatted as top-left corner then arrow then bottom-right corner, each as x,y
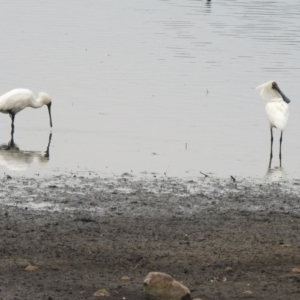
1,174 -> 300,299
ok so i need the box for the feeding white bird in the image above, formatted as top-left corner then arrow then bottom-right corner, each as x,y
256,81 -> 290,167
0,88 -> 53,133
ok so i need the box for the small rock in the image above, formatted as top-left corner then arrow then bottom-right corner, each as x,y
225,266 -> 233,272
121,276 -> 131,281
25,265 -> 38,272
93,289 -> 110,297
16,258 -> 30,267
292,268 -> 300,273
281,244 -> 292,248
143,271 -> 191,300
243,290 -> 253,295
210,276 -> 226,282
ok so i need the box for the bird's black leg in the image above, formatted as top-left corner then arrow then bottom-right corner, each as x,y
44,132 -> 52,158
279,131 -> 283,166
8,129 -> 15,149
8,111 -> 15,135
269,127 -> 273,168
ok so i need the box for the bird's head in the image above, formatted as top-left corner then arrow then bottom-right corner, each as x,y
271,81 -> 290,104
39,92 -> 52,105
256,81 -> 291,104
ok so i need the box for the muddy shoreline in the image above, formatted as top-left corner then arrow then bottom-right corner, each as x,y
0,175 -> 300,299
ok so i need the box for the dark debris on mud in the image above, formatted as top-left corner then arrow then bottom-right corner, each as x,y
0,175 -> 300,299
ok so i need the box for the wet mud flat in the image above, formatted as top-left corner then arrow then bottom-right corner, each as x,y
0,175 -> 300,299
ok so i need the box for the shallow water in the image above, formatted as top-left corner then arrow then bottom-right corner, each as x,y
0,0 -> 300,180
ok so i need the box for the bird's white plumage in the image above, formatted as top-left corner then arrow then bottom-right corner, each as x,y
265,100 -> 289,131
256,81 -> 289,132
257,80 -> 290,168
0,88 -> 52,129
0,89 -> 51,114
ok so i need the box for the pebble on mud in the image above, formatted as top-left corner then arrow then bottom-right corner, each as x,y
15,258 -> 30,267
225,266 -> 233,272
25,265 -> 38,272
121,275 -> 131,281
281,243 -> 292,248
243,290 -> 253,297
93,288 -> 110,297
210,276 -> 226,282
292,268 -> 300,273
143,271 -> 191,300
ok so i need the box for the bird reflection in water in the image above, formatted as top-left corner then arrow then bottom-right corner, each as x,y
205,0 -> 211,12
265,155 -> 286,182
264,166 -> 286,182
0,132 -> 52,171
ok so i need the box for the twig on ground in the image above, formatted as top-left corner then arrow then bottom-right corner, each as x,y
200,172 -> 209,178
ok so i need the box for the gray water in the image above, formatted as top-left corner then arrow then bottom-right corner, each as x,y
0,0 -> 300,180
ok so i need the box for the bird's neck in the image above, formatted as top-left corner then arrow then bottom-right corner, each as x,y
29,97 -> 45,109
270,98 -> 284,103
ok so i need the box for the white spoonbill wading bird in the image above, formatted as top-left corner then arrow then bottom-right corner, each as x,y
0,89 -> 53,134
256,81 -> 290,167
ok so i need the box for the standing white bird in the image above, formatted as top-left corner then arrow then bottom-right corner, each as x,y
256,81 -> 290,167
0,88 -> 53,134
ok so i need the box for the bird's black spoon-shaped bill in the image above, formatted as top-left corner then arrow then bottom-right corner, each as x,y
274,84 -> 291,104
47,103 -> 53,127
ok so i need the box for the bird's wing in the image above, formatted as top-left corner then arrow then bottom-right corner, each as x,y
0,89 -> 32,113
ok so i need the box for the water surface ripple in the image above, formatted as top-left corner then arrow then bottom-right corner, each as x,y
0,0 -> 298,181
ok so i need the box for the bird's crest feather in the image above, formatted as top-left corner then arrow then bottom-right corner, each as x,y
256,80 -> 277,101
